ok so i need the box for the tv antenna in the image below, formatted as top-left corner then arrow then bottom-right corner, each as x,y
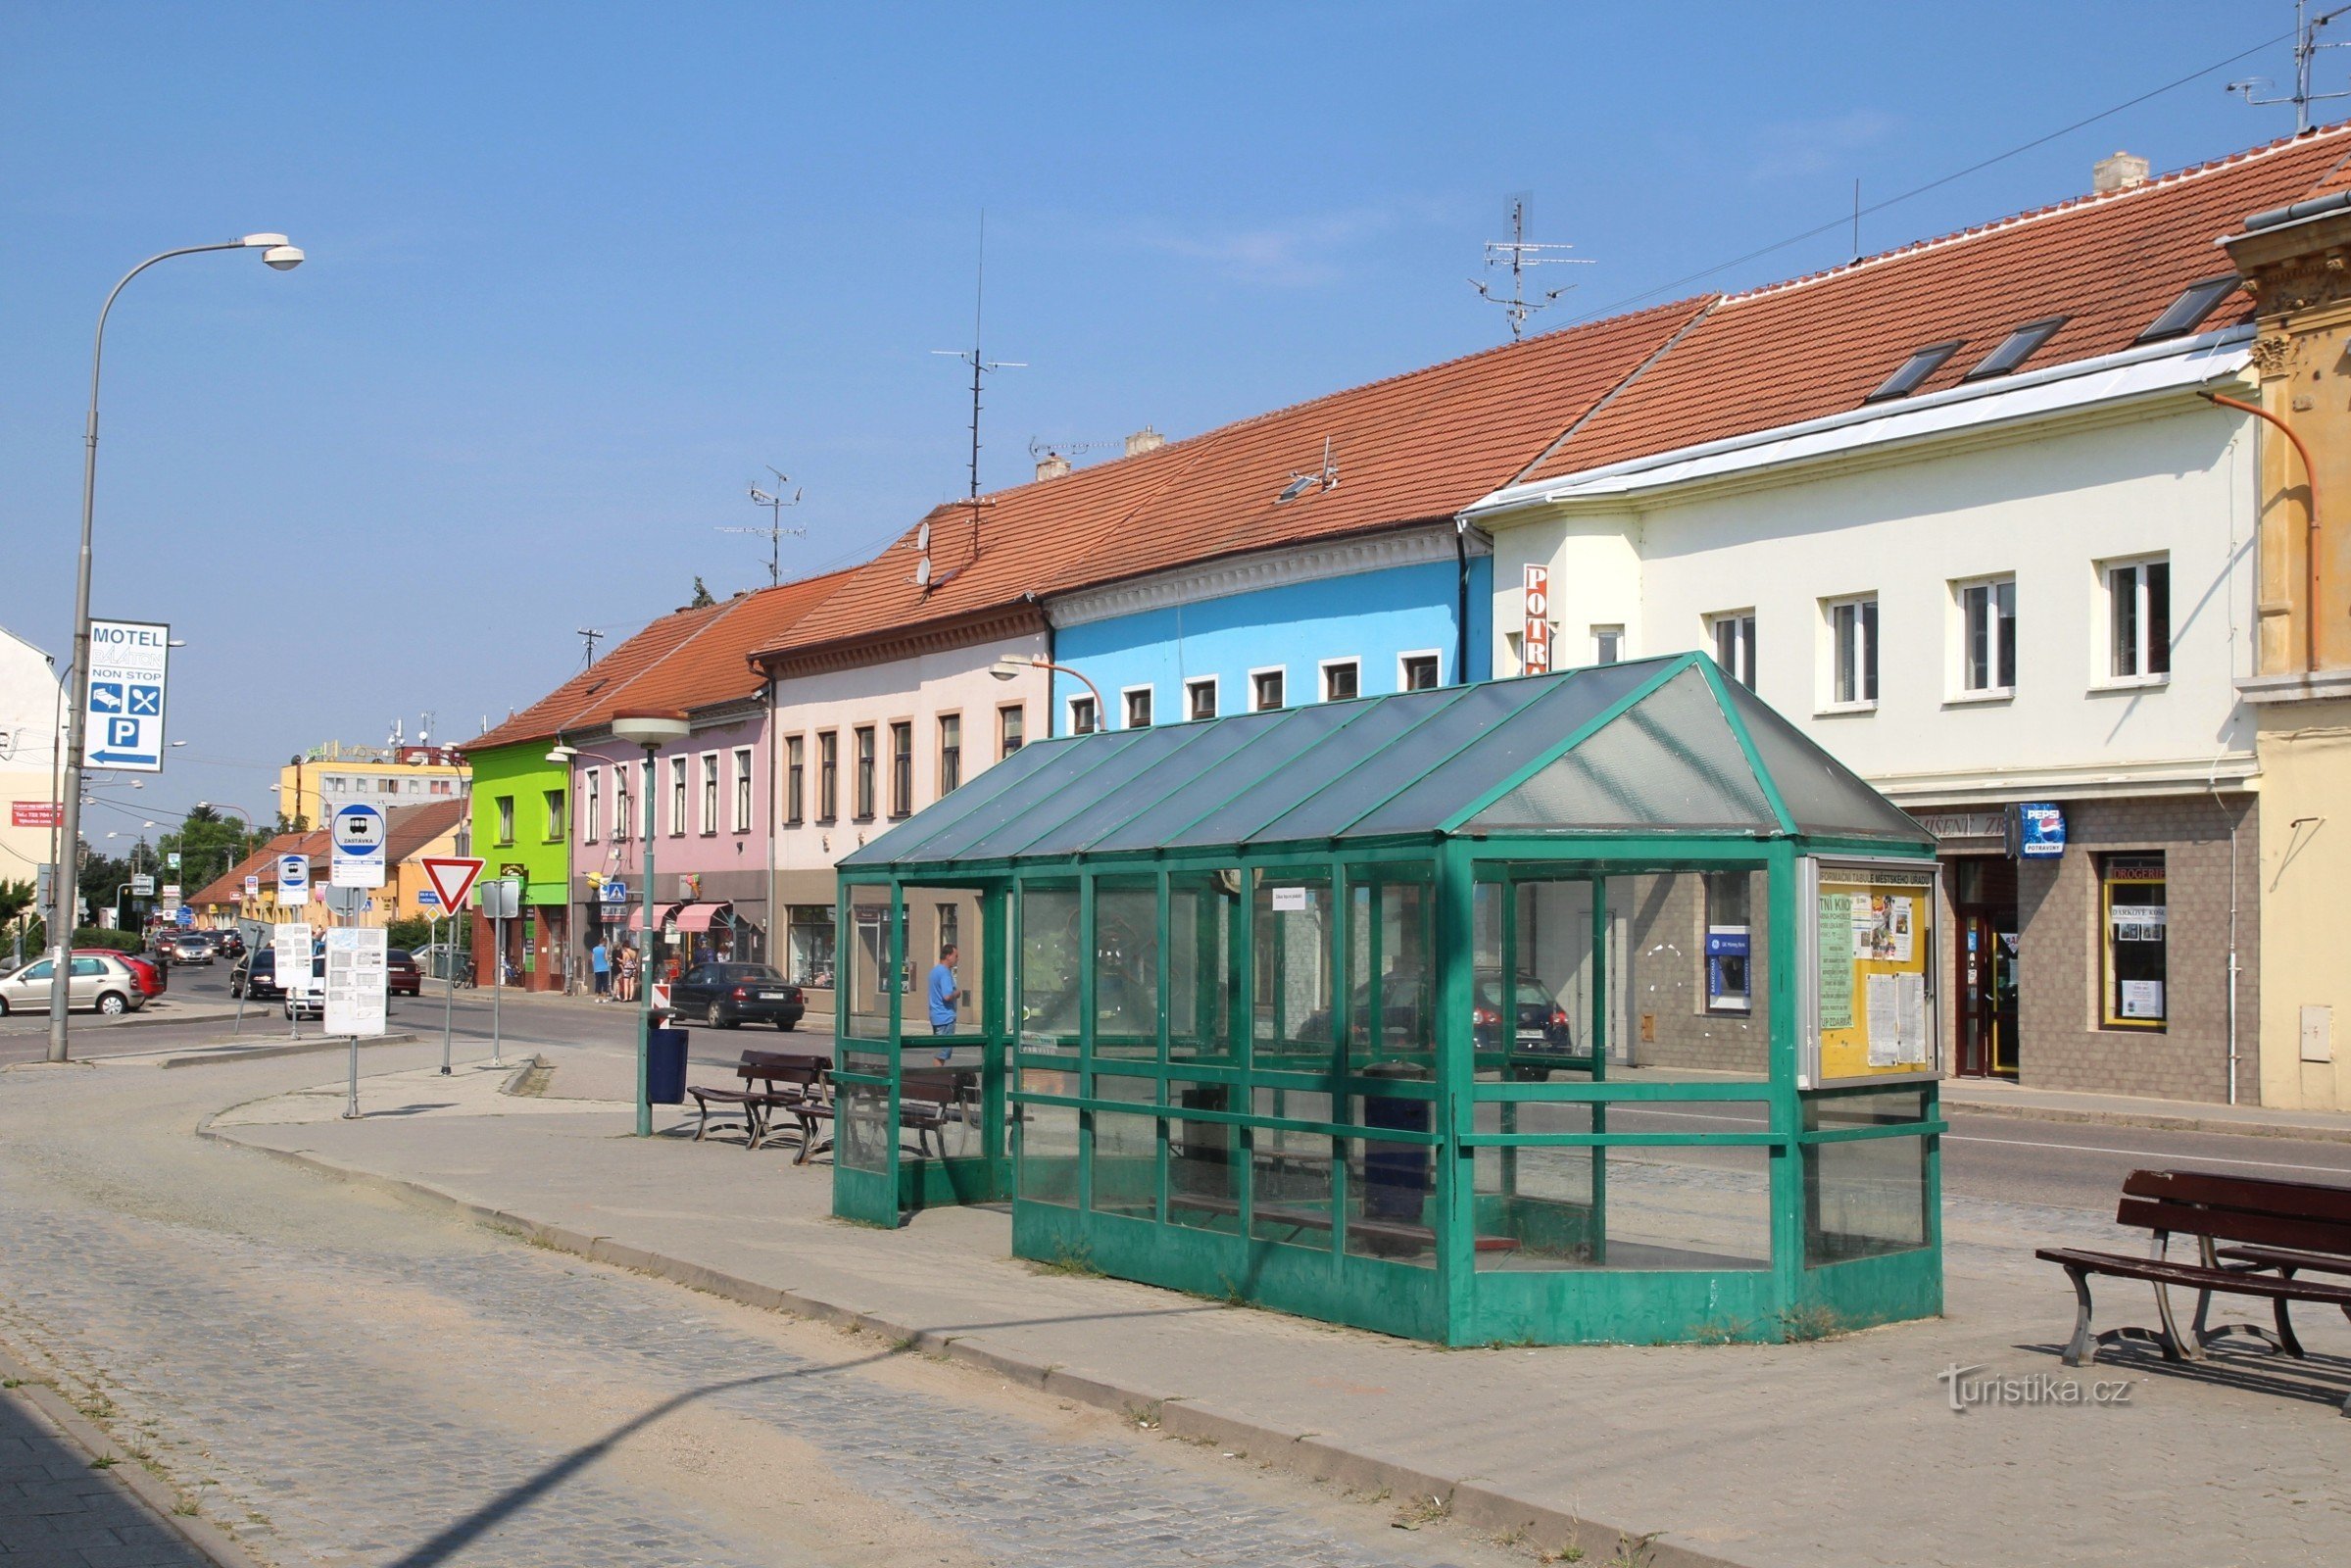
577,627 -> 605,668
719,466 -> 806,586
1470,196 -> 1593,340
1278,436 -> 1339,503
1026,436 -> 1121,464
933,211 -> 1023,570
2229,2 -> 2351,130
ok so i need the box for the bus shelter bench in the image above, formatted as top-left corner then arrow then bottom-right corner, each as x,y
2035,1167 -> 2351,1414
1166,1192 -> 1522,1256
897,1068 -> 981,1159
688,1050 -> 829,1156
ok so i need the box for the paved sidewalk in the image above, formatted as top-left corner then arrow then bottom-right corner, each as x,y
1940,1076 -> 2351,1143
202,1054 -> 2351,1568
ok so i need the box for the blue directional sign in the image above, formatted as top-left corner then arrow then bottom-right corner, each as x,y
330,802 -> 387,889
82,619 -> 170,771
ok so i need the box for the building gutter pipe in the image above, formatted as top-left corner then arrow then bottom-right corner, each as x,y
2200,391 -> 2323,674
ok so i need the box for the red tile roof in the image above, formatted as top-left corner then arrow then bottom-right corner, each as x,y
759,300 -> 1706,660
461,568 -> 854,750
383,799 -> 467,864
1524,122 -> 2351,482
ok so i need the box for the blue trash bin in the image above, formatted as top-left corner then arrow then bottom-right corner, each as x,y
646,1027 -> 689,1105
1361,1062 -> 1433,1222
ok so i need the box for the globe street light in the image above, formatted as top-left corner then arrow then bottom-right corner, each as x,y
47,234 -> 303,1064
610,710 -> 692,1136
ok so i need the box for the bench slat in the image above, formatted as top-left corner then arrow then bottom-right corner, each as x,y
2035,1247 -> 2351,1304
2123,1167 -> 2351,1225
2217,1243 -> 2351,1279
2114,1197 -> 2351,1257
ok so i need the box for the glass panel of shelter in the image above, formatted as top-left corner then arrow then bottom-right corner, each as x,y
836,882 -> 900,1179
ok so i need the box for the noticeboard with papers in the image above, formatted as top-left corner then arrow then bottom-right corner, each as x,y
1801,858 -> 1940,1087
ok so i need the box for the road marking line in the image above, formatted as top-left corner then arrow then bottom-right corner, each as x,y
1943,1133 -> 2351,1175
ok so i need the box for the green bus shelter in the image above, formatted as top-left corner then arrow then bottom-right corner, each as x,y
832,653 -> 1947,1346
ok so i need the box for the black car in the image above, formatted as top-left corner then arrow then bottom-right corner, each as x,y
230,948 -> 282,1000
1298,968 -> 1574,1056
668,962 -> 805,1030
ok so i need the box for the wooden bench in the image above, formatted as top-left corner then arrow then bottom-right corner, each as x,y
2036,1168 -> 2351,1413
688,1050 -> 831,1156
896,1068 -> 979,1159
1167,1192 -> 1521,1255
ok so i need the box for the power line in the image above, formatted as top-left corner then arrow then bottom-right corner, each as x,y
1559,24 -> 2301,328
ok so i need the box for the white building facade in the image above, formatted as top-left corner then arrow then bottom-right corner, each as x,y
0,625 -> 66,905
1468,332 -> 2267,1103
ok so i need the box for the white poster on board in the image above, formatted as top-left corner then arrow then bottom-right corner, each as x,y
273,922 -> 314,1000
323,926 -> 388,1037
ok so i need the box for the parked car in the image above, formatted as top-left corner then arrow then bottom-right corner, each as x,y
667,962 -> 805,1030
157,930 -> 214,965
284,953 -> 328,1020
1296,967 -> 1574,1056
230,948 -> 283,1000
0,954 -> 148,1016
212,929 -> 246,958
411,942 -> 473,985
79,948 -> 166,1001
387,949 -> 421,998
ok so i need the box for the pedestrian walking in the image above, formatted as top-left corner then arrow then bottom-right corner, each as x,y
927,943 -> 965,1063
616,943 -> 639,1004
590,938 -> 611,1001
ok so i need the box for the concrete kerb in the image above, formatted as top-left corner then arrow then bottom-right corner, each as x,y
0,1343 -> 269,1568
1941,1093 -> 2351,1145
152,1032 -> 422,1069
192,1111 -> 1747,1568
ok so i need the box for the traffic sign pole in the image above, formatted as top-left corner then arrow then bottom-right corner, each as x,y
439,911 -> 456,1076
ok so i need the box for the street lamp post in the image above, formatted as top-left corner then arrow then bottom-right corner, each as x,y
47,235 -> 304,1064
990,653 -> 1103,736
610,711 -> 691,1137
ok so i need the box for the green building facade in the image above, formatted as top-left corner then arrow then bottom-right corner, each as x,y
465,741 -> 572,992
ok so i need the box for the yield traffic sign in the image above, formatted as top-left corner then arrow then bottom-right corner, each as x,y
420,856 -> 484,914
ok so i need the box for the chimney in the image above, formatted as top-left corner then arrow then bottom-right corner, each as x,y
2093,151 -> 2149,195
1125,425 -> 1165,458
1035,451 -> 1072,481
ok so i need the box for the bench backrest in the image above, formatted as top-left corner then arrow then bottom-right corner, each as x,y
899,1068 -> 972,1108
739,1050 -> 828,1088
2116,1168 -> 2351,1257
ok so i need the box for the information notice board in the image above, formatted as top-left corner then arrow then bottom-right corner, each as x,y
1802,858 -> 1940,1087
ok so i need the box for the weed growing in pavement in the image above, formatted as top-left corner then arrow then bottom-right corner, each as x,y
172,1496 -> 201,1517
87,1455 -> 118,1469
1028,1240 -> 1103,1278
1391,1493 -> 1452,1530
1122,1399 -> 1164,1430
0,1378 -> 20,1388
1690,1317 -> 1750,1346
1779,1303 -> 1847,1343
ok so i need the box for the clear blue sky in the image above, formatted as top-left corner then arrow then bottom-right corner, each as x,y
0,1 -> 2321,836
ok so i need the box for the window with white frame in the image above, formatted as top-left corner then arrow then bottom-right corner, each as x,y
1957,575 -> 2017,694
1068,695 -> 1098,735
1123,686 -> 1153,729
612,766 -> 631,841
1398,652 -> 1440,691
1186,677 -> 1218,721
732,747 -> 754,832
2105,556 -> 2171,681
1709,611 -> 1757,689
702,753 -> 719,834
584,770 -> 601,842
1592,626 -> 1625,665
1321,660 -> 1359,702
1250,667 -> 1286,711
999,704 -> 1024,757
668,756 -> 687,837
1827,595 -> 1878,707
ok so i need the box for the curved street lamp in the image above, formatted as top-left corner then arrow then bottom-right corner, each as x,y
990,653 -> 1103,734
610,710 -> 692,1136
48,235 -> 304,1063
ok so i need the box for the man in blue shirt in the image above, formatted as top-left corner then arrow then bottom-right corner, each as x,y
927,944 -> 963,1062
590,939 -> 611,1000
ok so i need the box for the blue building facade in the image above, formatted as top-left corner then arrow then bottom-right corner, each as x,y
1046,525 -> 1492,734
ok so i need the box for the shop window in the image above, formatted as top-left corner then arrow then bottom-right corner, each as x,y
1399,653 -> 1441,691
1827,595 -> 1878,707
785,905 -> 835,988
1187,677 -> 1218,721
2100,853 -> 2167,1030
2106,557 -> 2171,680
853,727 -> 876,820
1957,575 -> 2016,694
1123,687 -> 1153,729
1704,870 -> 1752,1012
1251,667 -> 1286,712
1708,611 -> 1757,689
817,732 -> 838,821
1321,660 -> 1359,703
1000,703 -> 1025,757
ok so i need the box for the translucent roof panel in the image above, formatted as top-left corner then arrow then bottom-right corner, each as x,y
844,653 -> 1931,872
1462,665 -> 1777,834
1715,674 -> 1930,842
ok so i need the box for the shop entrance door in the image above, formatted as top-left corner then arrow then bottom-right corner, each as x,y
1951,858 -> 2019,1077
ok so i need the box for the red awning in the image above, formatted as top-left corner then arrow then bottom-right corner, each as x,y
671,902 -> 731,932
625,902 -> 685,932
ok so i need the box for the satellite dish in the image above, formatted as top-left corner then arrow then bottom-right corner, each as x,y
912,557 -> 933,587
916,521 -> 932,553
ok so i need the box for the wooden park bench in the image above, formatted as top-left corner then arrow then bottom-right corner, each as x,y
2036,1168 -> 2351,1413
687,1050 -> 831,1157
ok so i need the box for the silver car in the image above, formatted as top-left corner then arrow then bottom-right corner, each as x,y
0,954 -> 148,1016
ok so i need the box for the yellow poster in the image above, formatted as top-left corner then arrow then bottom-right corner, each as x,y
1815,863 -> 1937,1084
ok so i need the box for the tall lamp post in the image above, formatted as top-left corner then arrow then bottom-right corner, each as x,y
48,234 -> 304,1064
194,802 -> 259,928
990,653 -> 1102,736
610,710 -> 691,1136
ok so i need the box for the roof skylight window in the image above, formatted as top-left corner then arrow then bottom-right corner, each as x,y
1964,316 -> 2069,379
2138,275 -> 2240,342
1863,340 -> 1964,403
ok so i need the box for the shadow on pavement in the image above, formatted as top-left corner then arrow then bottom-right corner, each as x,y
0,1385 -> 213,1566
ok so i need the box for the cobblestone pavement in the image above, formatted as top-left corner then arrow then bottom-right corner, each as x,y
0,1387 -> 214,1567
0,1057 -> 1517,1568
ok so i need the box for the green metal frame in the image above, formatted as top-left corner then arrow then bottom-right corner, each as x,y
832,660 -> 1943,1345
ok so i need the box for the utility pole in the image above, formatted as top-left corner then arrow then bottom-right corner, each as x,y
1470,196 -> 1593,341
